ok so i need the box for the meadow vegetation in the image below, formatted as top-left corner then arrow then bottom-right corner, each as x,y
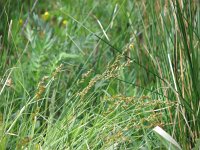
0,0 -> 199,149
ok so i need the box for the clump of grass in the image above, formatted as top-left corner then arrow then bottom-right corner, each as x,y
0,0 -> 199,149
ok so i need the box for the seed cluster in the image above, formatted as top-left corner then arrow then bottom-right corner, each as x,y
35,64 -> 63,100
101,94 -> 175,138
78,52 -> 132,98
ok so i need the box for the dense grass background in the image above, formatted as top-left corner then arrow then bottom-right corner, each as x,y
0,0 -> 199,149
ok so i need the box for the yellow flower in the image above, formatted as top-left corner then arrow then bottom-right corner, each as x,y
19,19 -> 23,26
62,19 -> 67,26
42,11 -> 50,21
129,43 -> 134,49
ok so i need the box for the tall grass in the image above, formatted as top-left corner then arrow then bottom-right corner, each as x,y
0,0 -> 199,149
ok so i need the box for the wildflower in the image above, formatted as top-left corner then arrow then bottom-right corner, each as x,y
62,19 -> 67,26
19,19 -> 23,26
129,43 -> 134,49
42,11 -> 50,21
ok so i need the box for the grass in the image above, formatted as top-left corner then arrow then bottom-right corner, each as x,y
0,0 -> 199,149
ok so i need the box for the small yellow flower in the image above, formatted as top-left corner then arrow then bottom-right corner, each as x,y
129,43 -> 134,49
19,19 -> 23,26
42,11 -> 50,21
62,19 -> 67,26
